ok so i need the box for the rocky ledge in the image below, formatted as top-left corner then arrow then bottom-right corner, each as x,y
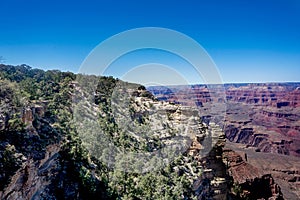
223,148 -> 284,200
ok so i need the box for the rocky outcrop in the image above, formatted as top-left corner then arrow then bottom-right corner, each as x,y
189,123 -> 229,200
22,105 -> 45,122
223,149 -> 284,200
1,64 -> 297,199
240,174 -> 284,200
0,87 -> 106,199
223,148 -> 262,184
0,98 -> 68,199
0,144 -> 61,199
1,73 -> 231,199
22,107 -> 34,125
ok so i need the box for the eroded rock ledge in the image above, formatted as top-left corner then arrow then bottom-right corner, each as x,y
223,148 -> 284,200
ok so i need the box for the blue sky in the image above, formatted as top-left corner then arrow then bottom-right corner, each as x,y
0,0 -> 299,83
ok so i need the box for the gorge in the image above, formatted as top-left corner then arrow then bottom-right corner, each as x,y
0,64 -> 299,199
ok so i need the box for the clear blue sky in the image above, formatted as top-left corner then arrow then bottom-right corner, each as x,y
0,0 -> 299,83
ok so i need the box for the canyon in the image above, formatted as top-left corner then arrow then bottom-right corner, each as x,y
148,82 -> 300,199
0,65 -> 233,199
148,83 -> 300,156
1,65 -> 299,199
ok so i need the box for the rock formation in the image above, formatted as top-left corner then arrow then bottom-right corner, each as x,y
149,83 -> 300,198
148,83 -> 300,157
223,148 -> 284,199
0,65 -> 241,199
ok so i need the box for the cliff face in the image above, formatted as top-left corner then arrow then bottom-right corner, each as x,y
0,144 -> 61,199
222,103 -> 300,157
225,84 -> 300,108
148,83 -> 300,199
148,83 -> 300,157
0,65 -> 234,199
187,123 -> 228,200
0,65 -> 293,199
0,66 -> 110,199
223,148 -> 284,199
75,77 -> 230,199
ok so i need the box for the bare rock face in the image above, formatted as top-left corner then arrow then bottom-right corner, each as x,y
0,144 -> 61,200
223,148 -> 284,200
0,107 -> 66,200
22,105 -> 45,124
21,105 -> 47,134
223,148 -> 262,184
0,106 -> 92,199
22,107 -> 34,125
190,123 -> 228,200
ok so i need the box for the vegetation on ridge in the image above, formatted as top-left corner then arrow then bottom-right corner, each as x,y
0,64 -> 201,199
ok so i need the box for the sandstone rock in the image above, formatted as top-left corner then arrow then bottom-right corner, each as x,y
22,107 -> 34,125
